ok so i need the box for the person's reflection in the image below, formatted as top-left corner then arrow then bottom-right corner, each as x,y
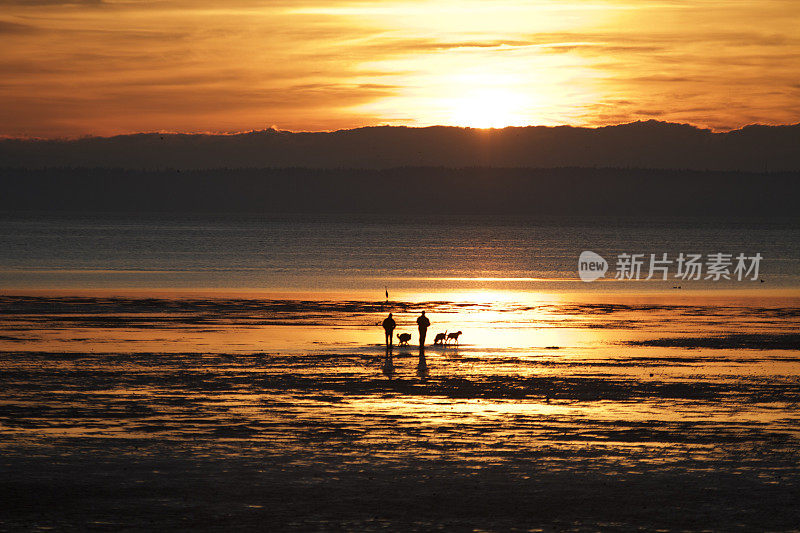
382,348 -> 395,378
417,345 -> 428,378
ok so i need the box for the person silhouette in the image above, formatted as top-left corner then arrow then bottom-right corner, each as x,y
382,313 -> 396,351
416,310 -> 430,347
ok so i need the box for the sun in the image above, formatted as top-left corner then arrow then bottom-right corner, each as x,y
448,88 -> 530,129
352,58 -> 596,130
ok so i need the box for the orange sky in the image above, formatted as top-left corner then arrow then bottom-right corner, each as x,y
1,0 -> 799,137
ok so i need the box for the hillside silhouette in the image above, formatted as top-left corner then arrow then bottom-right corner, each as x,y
1,121 -> 799,172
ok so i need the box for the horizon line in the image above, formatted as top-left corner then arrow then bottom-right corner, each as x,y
3,119 -> 799,142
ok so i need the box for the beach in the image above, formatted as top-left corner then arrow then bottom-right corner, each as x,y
3,0 -> 800,528
2,291 -> 799,530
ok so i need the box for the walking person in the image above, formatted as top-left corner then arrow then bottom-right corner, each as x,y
416,310 -> 430,347
382,313 -> 396,351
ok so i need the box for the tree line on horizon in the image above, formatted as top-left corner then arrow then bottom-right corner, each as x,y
1,166 -> 797,218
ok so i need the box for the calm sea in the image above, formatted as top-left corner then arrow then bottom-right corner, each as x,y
0,212 -> 798,294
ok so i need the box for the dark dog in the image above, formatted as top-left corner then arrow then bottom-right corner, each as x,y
446,331 -> 462,344
397,333 -> 411,346
433,331 -> 447,345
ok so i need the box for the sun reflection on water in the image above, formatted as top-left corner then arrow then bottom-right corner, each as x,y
2,291 -> 799,531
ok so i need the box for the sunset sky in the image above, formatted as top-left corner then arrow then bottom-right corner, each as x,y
1,0 -> 798,137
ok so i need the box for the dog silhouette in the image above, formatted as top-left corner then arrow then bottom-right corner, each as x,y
446,331 -> 462,344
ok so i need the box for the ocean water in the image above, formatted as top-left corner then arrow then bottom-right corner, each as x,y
1,212 -> 799,530
0,212 -> 798,293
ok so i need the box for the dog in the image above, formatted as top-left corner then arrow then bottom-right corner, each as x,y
446,331 -> 462,344
433,331 -> 447,345
397,333 -> 411,346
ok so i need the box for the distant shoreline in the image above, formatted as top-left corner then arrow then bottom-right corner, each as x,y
2,288 -> 799,304
2,167 -> 799,217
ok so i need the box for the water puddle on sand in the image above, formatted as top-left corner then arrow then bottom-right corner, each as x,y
1,292 -> 799,529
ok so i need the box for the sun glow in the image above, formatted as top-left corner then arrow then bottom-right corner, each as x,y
0,0 -> 797,136
448,88 -> 530,129
354,46 -> 601,129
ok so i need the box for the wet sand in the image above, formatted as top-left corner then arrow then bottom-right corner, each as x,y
1,294 -> 799,530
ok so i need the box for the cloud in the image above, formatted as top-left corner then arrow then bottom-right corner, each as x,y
0,0 -> 104,5
0,19 -> 38,33
1,0 -> 799,136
